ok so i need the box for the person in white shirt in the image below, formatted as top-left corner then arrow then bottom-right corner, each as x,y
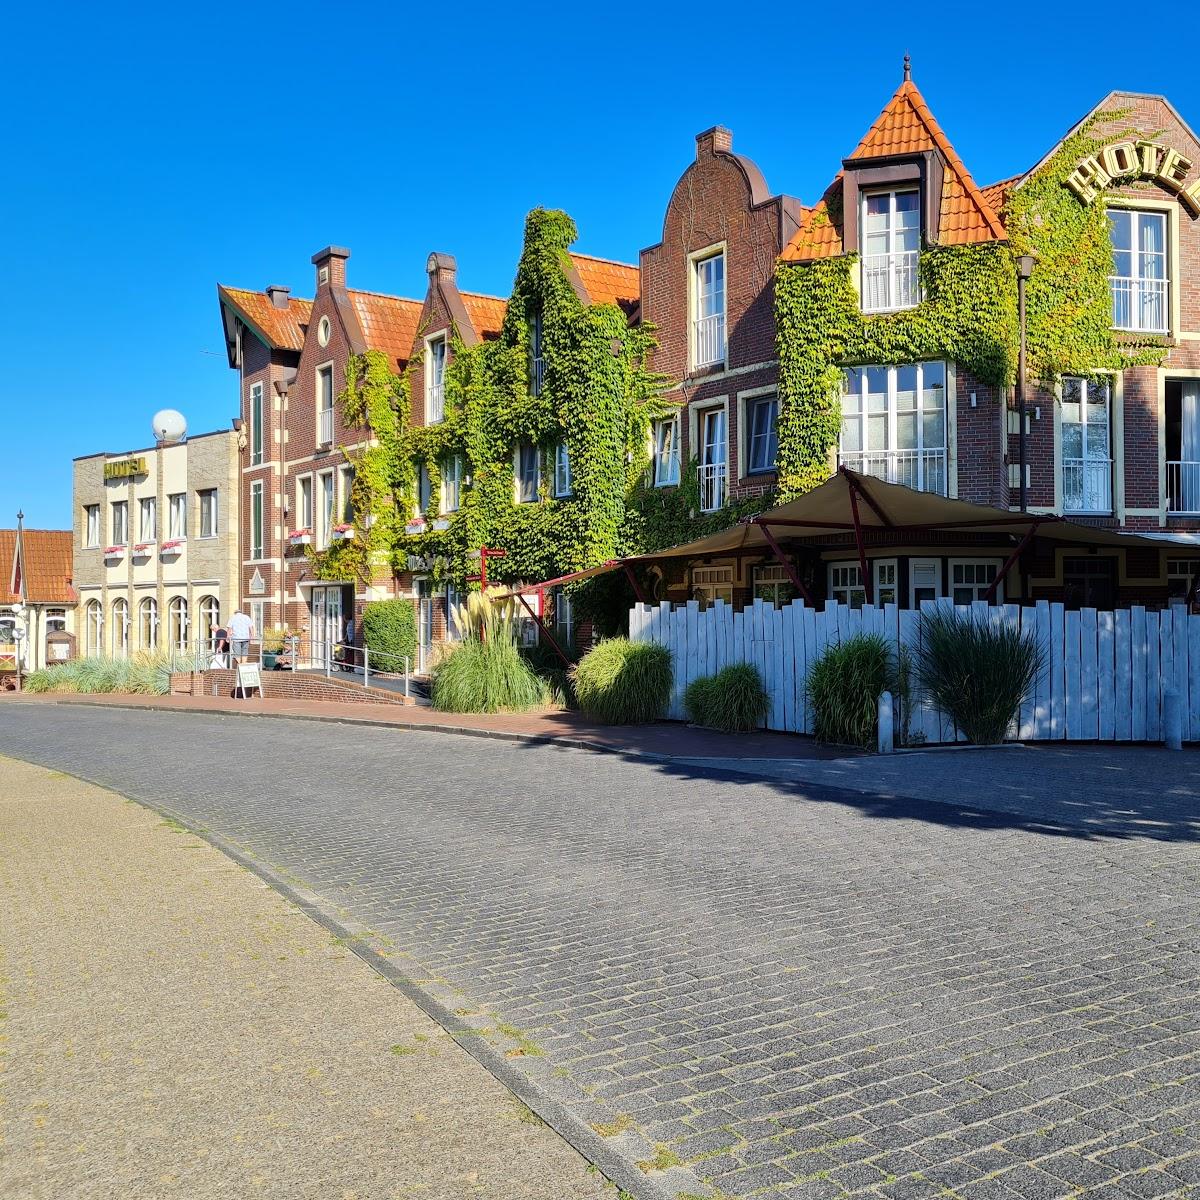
228,608 -> 255,662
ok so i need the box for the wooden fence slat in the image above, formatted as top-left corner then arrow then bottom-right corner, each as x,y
1146,610 -> 1162,741
1131,606 -> 1147,741
1097,610 -> 1115,742
1114,608 -> 1132,740
1080,607 -> 1099,741
1158,610 -> 1175,746
1049,603 -> 1066,740
1172,606 -> 1189,743
1190,612 -> 1200,742
1065,609 -> 1082,740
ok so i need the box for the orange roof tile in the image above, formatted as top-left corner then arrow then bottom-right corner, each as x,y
347,290 -> 423,367
783,80 -> 1005,262
980,175 -> 1020,219
569,253 -> 640,314
218,286 -> 312,351
2,529 -> 74,605
461,292 -> 508,339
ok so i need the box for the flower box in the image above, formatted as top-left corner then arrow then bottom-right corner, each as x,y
331,524 -> 355,541
102,546 -> 125,563
160,539 -> 186,556
288,528 -> 312,547
404,517 -> 427,537
432,518 -> 451,532
132,542 -> 156,559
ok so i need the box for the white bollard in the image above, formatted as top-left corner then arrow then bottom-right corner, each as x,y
1164,685 -> 1183,751
877,690 -> 894,755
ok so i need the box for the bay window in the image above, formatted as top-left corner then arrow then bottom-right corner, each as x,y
1108,209 -> 1167,333
840,362 -> 947,494
861,190 -> 920,312
1061,376 -> 1112,514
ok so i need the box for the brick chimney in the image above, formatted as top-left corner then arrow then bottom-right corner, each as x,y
426,252 -> 458,286
266,284 -> 290,309
696,126 -> 733,159
311,246 -> 350,291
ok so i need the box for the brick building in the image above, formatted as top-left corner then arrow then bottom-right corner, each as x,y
1,523 -> 74,671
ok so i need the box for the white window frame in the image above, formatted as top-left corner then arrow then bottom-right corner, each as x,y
827,559 -> 897,609
691,565 -> 733,608
693,402 -> 728,513
689,244 -> 727,370
949,559 -> 1003,605
250,481 -> 264,560
838,362 -> 949,496
652,416 -> 681,487
111,500 -> 128,546
339,464 -> 355,524
139,496 -> 156,542
751,563 -> 798,607
138,596 -> 158,650
316,363 -> 335,446
168,596 -> 189,652
168,492 -> 187,540
298,474 -> 314,532
197,595 -> 221,648
85,599 -> 103,655
909,558 -> 942,609
84,504 -> 100,548
1107,207 -> 1169,335
198,488 -> 218,539
1060,376 -> 1113,515
440,455 -> 463,515
425,334 -> 447,423
317,469 -> 335,548
860,188 -> 921,313
250,381 -> 265,465
553,443 -> 572,498
744,390 -> 779,476
515,443 -> 540,504
111,597 -> 130,657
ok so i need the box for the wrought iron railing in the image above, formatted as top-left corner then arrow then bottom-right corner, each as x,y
1062,457 -> 1113,514
839,448 -> 947,495
1110,275 -> 1167,333
426,382 -> 444,423
318,405 -> 334,446
1167,460 -> 1200,515
693,313 -> 725,367
862,251 -> 920,312
698,461 -> 726,512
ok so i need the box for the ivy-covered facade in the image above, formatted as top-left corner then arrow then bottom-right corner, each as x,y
218,74 -> 1200,666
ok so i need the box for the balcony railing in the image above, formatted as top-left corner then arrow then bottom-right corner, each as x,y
839,448 -> 947,496
1167,460 -> 1200,515
318,404 -> 334,446
693,314 -> 725,368
698,461 -> 726,512
1110,275 -> 1167,333
427,382 -> 444,423
862,251 -> 920,312
1062,457 -> 1113,514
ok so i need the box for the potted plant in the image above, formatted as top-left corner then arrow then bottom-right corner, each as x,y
261,626 -> 288,670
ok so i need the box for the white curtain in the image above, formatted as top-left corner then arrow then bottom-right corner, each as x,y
1183,383 -> 1200,513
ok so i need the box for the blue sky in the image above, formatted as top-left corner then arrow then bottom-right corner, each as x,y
2,0 -> 1195,528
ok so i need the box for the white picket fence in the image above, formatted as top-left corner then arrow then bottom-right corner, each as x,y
628,598 -> 1200,744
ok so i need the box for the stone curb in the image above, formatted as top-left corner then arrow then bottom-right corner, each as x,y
3,751 -> 706,1200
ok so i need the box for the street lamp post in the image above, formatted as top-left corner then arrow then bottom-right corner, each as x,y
1016,254 -> 1036,512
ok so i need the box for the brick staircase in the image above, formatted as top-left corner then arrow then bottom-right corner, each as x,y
170,669 -> 412,706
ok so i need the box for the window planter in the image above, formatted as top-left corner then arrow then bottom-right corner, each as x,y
160,539 -> 186,557
404,517 -> 427,536
331,524 -> 355,541
132,542 -> 156,559
288,528 -> 312,547
103,546 -> 125,564
432,517 -> 451,532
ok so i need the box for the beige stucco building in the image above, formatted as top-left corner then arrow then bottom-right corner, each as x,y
73,428 -> 240,657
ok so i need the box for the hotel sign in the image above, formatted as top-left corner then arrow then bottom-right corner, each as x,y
103,457 -> 147,480
1066,141 -> 1200,216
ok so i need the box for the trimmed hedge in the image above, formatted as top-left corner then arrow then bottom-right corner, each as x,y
571,638 -> 672,724
362,599 -> 417,671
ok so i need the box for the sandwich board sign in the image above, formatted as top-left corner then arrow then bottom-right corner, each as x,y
235,661 -> 263,698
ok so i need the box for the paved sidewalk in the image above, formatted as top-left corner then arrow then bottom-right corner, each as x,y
0,755 -> 610,1200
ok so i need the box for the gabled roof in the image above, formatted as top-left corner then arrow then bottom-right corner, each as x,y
1,529 -> 74,606
568,253 -> 640,314
347,290 -> 424,367
218,286 -> 312,351
979,175 -> 1021,219
783,79 -> 1005,262
460,292 -> 508,339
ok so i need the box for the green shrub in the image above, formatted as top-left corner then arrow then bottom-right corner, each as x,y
431,630 -> 551,714
807,634 -> 897,748
571,638 -> 672,724
917,608 -> 1043,745
683,663 -> 770,733
362,599 -> 417,672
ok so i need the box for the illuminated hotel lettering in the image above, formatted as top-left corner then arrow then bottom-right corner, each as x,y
1065,140 -> 1200,216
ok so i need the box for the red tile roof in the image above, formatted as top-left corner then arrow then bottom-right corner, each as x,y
979,175 -> 1021,220
783,80 -> 1005,262
218,286 -> 312,351
461,292 -> 508,339
347,289 -> 424,367
569,253 -> 640,313
2,529 -> 74,605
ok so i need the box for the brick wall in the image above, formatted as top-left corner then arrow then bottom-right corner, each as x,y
170,668 -> 411,705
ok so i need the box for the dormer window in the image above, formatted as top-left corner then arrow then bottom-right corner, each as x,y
861,190 -> 920,312
426,335 -> 447,423
1108,209 -> 1168,334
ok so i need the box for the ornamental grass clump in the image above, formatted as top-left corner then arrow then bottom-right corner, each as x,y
22,652 -> 197,697
683,663 -> 770,733
917,608 -> 1043,745
571,639 -> 672,725
806,634 -> 897,749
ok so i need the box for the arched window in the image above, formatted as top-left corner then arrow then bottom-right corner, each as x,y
111,598 -> 130,657
197,595 -> 220,648
85,600 -> 103,657
139,596 -> 158,651
168,596 -> 189,651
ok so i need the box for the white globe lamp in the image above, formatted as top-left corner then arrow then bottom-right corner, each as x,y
152,409 -> 188,445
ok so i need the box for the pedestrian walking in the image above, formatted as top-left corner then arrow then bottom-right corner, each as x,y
228,607 -> 255,663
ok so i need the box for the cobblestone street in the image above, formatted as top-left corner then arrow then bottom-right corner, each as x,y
2,702 -> 1198,1199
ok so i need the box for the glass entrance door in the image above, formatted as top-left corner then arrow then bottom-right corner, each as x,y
309,586 -> 342,668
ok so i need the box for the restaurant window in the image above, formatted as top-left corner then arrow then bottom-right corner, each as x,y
752,564 -> 797,608
168,493 -> 187,539
746,394 -> 778,475
691,250 -> 725,368
691,565 -> 733,609
250,381 -> 265,465
950,560 -> 1001,605
553,443 -> 572,498
1061,376 -> 1112,514
426,335 -> 447,422
840,363 -> 947,495
84,504 -> 100,548
698,407 -> 727,512
861,190 -> 920,312
139,496 -> 156,542
1108,209 -> 1167,334
515,443 -> 540,503
652,417 -> 681,487
828,560 -> 897,608
1063,556 -> 1116,610
110,500 -> 128,546
198,488 -> 218,539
